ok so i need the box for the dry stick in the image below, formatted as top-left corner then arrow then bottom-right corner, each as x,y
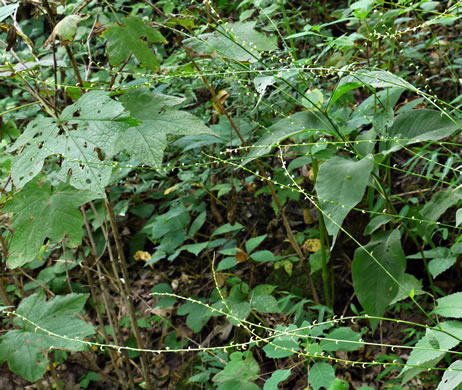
187,51 -> 320,303
81,206 -> 134,390
104,197 -> 154,390
81,251 -> 128,389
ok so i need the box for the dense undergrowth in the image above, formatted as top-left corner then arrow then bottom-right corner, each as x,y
1,0 -> 462,389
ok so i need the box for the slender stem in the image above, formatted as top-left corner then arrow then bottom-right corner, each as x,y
188,51 -> 320,303
81,205 -> 135,389
105,197 -> 153,389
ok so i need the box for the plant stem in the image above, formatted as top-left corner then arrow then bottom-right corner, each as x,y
187,50 -> 320,303
105,197 -> 154,389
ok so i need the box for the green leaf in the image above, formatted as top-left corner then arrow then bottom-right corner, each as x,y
243,111 -> 334,165
245,234 -> 267,254
180,242 -> 209,256
213,351 -> 260,388
418,190 -> 462,241
3,179 -> 98,268
263,369 -> 291,390
250,250 -> 276,262
330,70 -> 415,109
434,293 -> 462,319
401,321 -> 462,384
0,293 -> 93,382
250,294 -> 280,313
456,209 -> 462,227
309,362 -> 335,390
189,211 -> 207,236
177,299 -> 214,333
0,3 -> 19,23
364,215 -> 393,235
263,325 -> 300,358
8,91 -> 134,194
429,257 -> 457,279
352,230 -> 406,331
320,327 -> 363,352
437,360 -> 462,390
103,16 -> 167,69
212,222 -> 244,236
315,156 -> 373,246
390,273 -> 424,304
118,88 -> 213,169
329,378 -> 349,390
382,110 -> 461,155
185,21 -> 277,63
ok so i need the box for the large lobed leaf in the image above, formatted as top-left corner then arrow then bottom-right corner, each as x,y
103,15 -> 167,69
184,21 -> 277,63
3,179 -> 99,268
117,88 -> 214,169
0,293 -> 94,382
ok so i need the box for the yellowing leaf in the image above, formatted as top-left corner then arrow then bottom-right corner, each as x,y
303,238 -> 322,253
134,251 -> 152,262
303,208 -> 313,224
164,185 -> 177,195
43,14 -> 90,48
213,89 -> 230,115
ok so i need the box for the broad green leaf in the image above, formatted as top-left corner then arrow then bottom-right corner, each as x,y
8,117 -> 60,190
263,369 -> 291,390
185,21 -> 277,63
189,211 -> 207,236
418,190 -> 462,241
352,230 -> 406,331
434,293 -> 462,319
437,360 -> 462,390
456,209 -> 462,227
401,321 -> 462,384
390,273 -> 424,304
103,16 -> 167,69
364,214 -> 393,235
8,91 -> 133,194
320,327 -> 363,352
250,294 -> 280,313
212,222 -> 244,236
309,362 -> 335,390
0,3 -> 19,23
315,156 -> 373,246
3,179 -> 99,268
180,242 -> 209,256
117,88 -> 213,169
329,378 -> 349,390
243,111 -> 334,165
151,284 -> 176,309
213,351 -> 260,388
429,257 -> 457,279
246,234 -> 267,254
250,250 -> 276,262
0,293 -> 93,382
177,299 -> 214,333
382,110 -> 461,155
263,325 -> 300,358
330,70 -> 415,109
